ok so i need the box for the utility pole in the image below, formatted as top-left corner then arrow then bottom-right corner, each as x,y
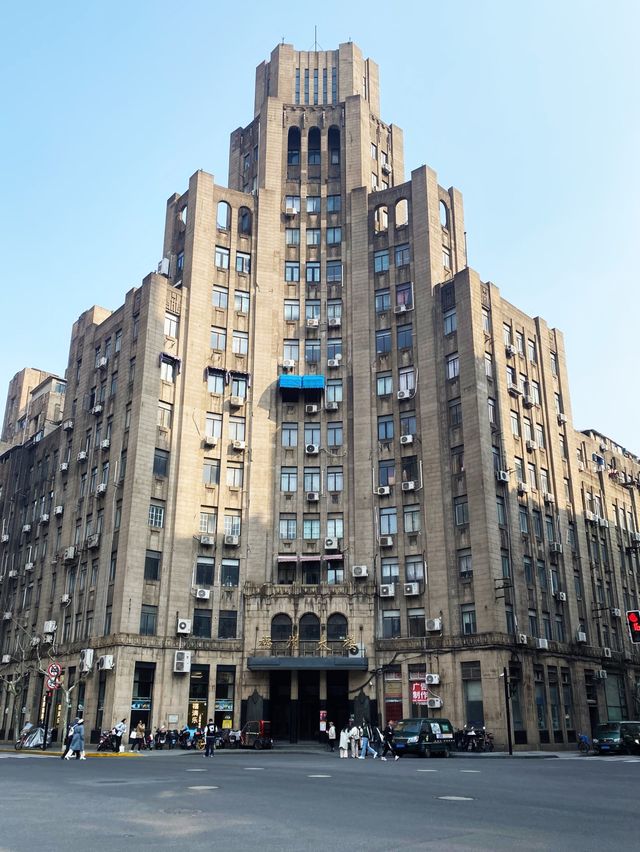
503,666 -> 513,756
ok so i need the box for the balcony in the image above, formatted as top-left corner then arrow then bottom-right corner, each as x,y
248,638 -> 367,671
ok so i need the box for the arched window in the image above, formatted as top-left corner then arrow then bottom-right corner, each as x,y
328,126 -> 340,165
287,127 -> 301,166
216,200 -> 231,231
327,613 -> 348,641
178,205 -> 188,226
271,613 -> 292,642
308,127 -> 321,166
439,201 -> 449,229
395,198 -> 409,228
374,205 -> 389,233
299,612 -> 320,641
238,207 -> 252,236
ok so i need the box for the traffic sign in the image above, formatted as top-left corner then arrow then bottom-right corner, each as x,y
46,677 -> 59,690
47,663 -> 62,678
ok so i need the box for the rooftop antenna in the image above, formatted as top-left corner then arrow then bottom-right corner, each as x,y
310,26 -> 323,52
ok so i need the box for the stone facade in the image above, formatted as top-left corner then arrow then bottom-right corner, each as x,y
1,42 -> 639,748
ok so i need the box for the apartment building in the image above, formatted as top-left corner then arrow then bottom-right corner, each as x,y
0,41 -> 638,747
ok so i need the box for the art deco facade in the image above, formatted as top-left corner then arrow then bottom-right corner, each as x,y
1,42 -> 639,747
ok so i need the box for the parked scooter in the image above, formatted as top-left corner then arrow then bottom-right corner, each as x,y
97,729 -> 118,752
154,727 -> 167,750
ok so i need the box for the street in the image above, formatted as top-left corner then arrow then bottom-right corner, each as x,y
0,749 -> 636,851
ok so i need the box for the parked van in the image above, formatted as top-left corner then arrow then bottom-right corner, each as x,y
393,717 -> 454,757
593,721 -> 640,755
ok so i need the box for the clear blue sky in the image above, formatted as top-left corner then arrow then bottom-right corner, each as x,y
2,0 -> 638,449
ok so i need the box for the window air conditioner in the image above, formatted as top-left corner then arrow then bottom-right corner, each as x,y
306,492 -> 320,502
229,396 -> 245,409
508,384 -> 522,396
400,434 -> 414,446
1,534 -> 8,543
282,359 -> 296,369
376,486 -> 390,496
224,534 -> 240,547
98,655 -> 114,671
195,588 -> 211,600
557,413 -> 567,425
232,440 -> 247,451
517,482 -> 529,494
585,511 -> 596,523
352,565 -> 368,578
523,395 -> 534,409
61,593 -> 71,605
95,483 -> 107,495
576,631 -> 587,643
379,535 -> 393,547
611,608 -> 621,618
397,389 -> 414,400
381,162 -> 392,175
62,419 -> 74,431
24,562 -> 34,572
100,439 -> 110,450
603,647 -> 612,659
379,584 -> 395,598
526,440 -> 538,452
401,481 -> 416,492
97,356 -> 108,369
1,654 -> 11,664
305,444 -> 319,455
43,621 -> 57,634
174,650 -> 192,673
324,538 -> 339,551
505,345 -> 517,358
425,617 -> 442,633
200,535 -> 214,546
79,649 -> 94,673
598,518 -> 609,528
496,470 -> 509,483
63,547 -> 76,562
425,674 -> 440,686
8,569 -> 18,579
87,533 -> 100,549
54,505 -> 64,516
59,462 -> 69,472
394,304 -> 407,314
39,514 -> 50,525
550,542 -> 563,554
594,669 -> 607,679
176,618 -> 192,635
22,524 -> 31,534
285,207 -> 298,217
427,697 -> 443,709
404,582 -> 420,596
306,318 -> 319,328
305,404 -> 319,414
327,359 -> 340,368
3,612 -> 13,621
203,435 -> 218,447
76,451 -> 87,462
536,638 -> 549,650
325,401 -> 339,411
328,317 -> 341,327
91,404 -> 103,415
543,492 -> 556,504
556,591 -> 567,601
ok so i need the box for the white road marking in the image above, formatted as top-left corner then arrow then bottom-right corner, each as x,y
460,769 -> 481,773
416,769 -> 438,772
185,769 -> 207,772
244,767 -> 265,771
187,785 -> 219,791
307,774 -> 331,778
438,796 -> 474,801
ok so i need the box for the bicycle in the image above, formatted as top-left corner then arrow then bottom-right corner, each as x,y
577,733 -> 591,754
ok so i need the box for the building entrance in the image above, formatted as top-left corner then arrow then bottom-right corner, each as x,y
326,671 -> 349,729
269,670 -> 292,741
298,671 -> 320,740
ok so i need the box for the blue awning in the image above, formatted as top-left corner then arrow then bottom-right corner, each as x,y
278,374 -> 303,390
302,375 -> 325,389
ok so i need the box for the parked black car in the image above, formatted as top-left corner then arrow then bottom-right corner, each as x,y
593,721 -> 640,755
393,718 -> 454,757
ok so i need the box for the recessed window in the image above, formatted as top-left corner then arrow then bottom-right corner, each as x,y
215,245 -> 230,269
144,550 -> 161,581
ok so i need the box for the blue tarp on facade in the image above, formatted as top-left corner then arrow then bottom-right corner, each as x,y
301,375 -> 325,389
278,374 -> 303,389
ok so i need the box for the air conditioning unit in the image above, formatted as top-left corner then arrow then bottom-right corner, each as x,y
63,547 -> 76,562
3,612 -> 12,621
379,535 -> 393,547
496,470 -> 509,483
352,565 -> 368,578
305,404 -> 319,414
505,345 -> 517,358
77,451 -> 87,462
203,435 -> 218,447
54,505 -> 64,516
79,649 -> 94,673
526,440 -> 538,452
379,584 -> 395,597
305,444 -> 319,455
543,492 -> 555,504
195,588 -> 211,600
100,439 -> 110,450
324,538 -> 339,551
22,524 -> 31,534
381,162 -> 392,175
401,481 -> 416,492
327,359 -> 340,368
404,582 -> 420,596
282,359 -> 296,369
555,591 -> 567,602
285,206 -> 298,217
1,534 -> 8,543
536,638 -> 549,650
1,654 -> 11,664
576,631 -> 587,643
523,395 -> 534,409
517,482 -> 529,494
39,514 -> 50,525
508,384 -> 522,396
598,518 -> 609,528
97,356 -> 108,369
557,413 -> 567,425
31,637 -> 41,647
611,608 -> 622,618
631,532 -> 640,543
306,492 -> 320,502
376,486 -> 391,496
43,620 -> 57,634
232,440 -> 247,451
400,434 -> 414,446
87,533 -> 100,549
425,673 -> 440,685
328,317 -> 341,327
177,618 -> 192,635
199,535 -> 214,546
8,570 -> 18,579
174,650 -> 192,673
585,511 -> 596,523
325,401 -> 339,411
24,562 -> 34,572
516,633 -> 528,645
594,669 -> 608,680
98,655 -> 114,671
426,617 -> 443,633
550,542 -> 563,554
95,483 -> 107,495
62,419 -> 74,431
397,389 -> 414,400
91,404 -> 103,416
224,534 -> 240,547
228,395 -> 245,410
61,593 -> 71,605
306,318 -> 319,329
59,462 -> 69,473
603,647 -> 612,659
427,697 -> 443,709
394,304 -> 407,314
349,642 -> 366,657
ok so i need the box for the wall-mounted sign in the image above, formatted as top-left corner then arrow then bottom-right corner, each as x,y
214,699 -> 233,712
131,701 -> 151,711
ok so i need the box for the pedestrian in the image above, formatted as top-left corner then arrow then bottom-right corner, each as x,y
349,721 -> 360,758
113,718 -> 127,753
60,719 -> 75,759
339,725 -> 350,758
131,720 -> 146,751
327,722 -> 336,752
380,720 -> 399,761
358,720 -> 378,759
204,718 -> 217,757
66,718 -> 85,760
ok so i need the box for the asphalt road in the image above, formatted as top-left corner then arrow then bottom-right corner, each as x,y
0,749 -> 636,851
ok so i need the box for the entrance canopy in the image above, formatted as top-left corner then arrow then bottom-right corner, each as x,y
248,655 -> 368,671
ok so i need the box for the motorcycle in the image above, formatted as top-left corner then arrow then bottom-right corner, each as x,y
179,726 -> 204,750
166,729 -> 179,749
97,729 -> 118,752
154,728 -> 167,750
15,724 -> 50,750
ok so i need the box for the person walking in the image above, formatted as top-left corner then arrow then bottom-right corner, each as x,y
60,719 -> 75,759
338,725 -> 350,758
380,720 -> 399,761
358,720 -> 378,759
66,718 -> 85,760
204,718 -> 217,757
349,721 -> 360,759
131,720 -> 146,751
113,718 -> 127,753
327,722 -> 336,753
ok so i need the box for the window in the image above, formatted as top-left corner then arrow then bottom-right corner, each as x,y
206,412 -> 222,440
215,246 -> 230,269
326,379 -> 342,403
550,352 -> 558,376
398,367 -> 415,392
232,330 -> 249,356
374,250 -> 389,273
228,416 -> 245,442
285,195 -> 300,212
306,228 -> 321,246
443,308 -> 457,335
285,261 -> 300,282
216,201 -> 231,230
454,497 -> 469,526
203,459 -> 220,486
484,353 -> 493,379
395,243 -> 410,267
503,324 -> 513,346
218,610 -> 237,639
304,423 -> 321,445
461,604 -> 477,635
284,300 -> 300,322
327,194 -> 341,212
408,608 -> 426,638
234,290 -> 250,313
327,466 -> 343,492
160,360 -> 175,383
164,313 -> 178,337
378,415 -> 394,441
327,515 -> 344,542
381,558 -> 400,585
403,504 -> 421,534
446,353 -> 459,380
458,550 -> 473,578
306,262 -> 321,284
199,512 -> 216,535
207,370 -> 224,395
304,467 -> 321,492
326,260 -> 342,283
379,507 -> 397,535
221,559 -> 239,586
527,339 -> 537,363
153,449 -> 169,478
139,604 -> 157,636
397,324 -> 413,350
382,610 -> 401,639
519,506 -> 529,534
449,399 -> 462,427
496,496 -> 506,526
193,608 -> 212,639
283,339 -> 299,362
281,467 -> 297,492
327,227 -> 342,245
210,327 -> 227,351
239,207 -> 251,235
285,228 -> 300,245
516,331 -> 524,355
279,515 -> 297,540
528,463 -> 537,490
306,195 -> 321,214
376,372 -> 392,396
327,299 -> 342,321
535,423 -> 545,448
226,463 -> 244,488
305,340 -> 320,363
224,512 -> 241,536
282,422 -> 298,447
327,421 -> 342,447
442,246 -> 451,269
327,339 -> 342,360
303,514 -> 321,540
376,329 -> 392,355
148,504 -> 164,528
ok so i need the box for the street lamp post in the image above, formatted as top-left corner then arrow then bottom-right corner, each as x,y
503,666 -> 513,756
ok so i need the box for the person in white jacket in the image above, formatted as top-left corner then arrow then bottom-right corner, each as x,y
349,723 -> 360,758
338,725 -> 350,758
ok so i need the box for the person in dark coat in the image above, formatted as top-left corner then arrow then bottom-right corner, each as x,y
60,720 -> 75,759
